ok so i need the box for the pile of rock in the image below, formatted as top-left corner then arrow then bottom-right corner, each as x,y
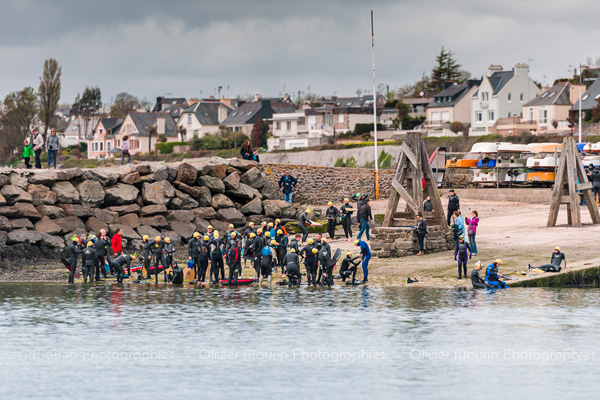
0,158 -> 308,251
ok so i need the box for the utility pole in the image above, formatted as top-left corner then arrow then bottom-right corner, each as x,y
371,10 -> 380,199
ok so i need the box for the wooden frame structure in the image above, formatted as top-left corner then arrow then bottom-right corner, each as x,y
547,137 -> 600,227
384,132 -> 448,228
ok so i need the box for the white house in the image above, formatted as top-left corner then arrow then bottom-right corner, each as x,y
176,101 -> 231,140
470,64 -> 541,135
60,116 -> 100,147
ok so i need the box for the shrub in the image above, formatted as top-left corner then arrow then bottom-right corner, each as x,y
334,156 -> 357,168
156,141 -> 187,154
449,121 -> 466,134
353,123 -> 384,136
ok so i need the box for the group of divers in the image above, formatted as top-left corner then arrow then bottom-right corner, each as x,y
65,218 -> 371,288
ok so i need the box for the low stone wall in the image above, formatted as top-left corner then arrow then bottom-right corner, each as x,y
258,163 -> 395,204
455,188 -> 552,204
370,226 -> 453,258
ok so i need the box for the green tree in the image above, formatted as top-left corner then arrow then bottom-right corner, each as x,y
430,46 -> 467,92
591,98 -> 600,123
0,87 -> 39,160
251,119 -> 270,149
71,86 -> 102,145
109,92 -> 142,118
38,58 -> 62,138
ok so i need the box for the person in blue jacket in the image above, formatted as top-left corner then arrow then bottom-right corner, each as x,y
354,239 -> 371,283
485,259 -> 508,288
278,170 -> 298,204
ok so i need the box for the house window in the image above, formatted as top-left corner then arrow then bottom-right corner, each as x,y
99,142 -> 103,151
432,112 -> 440,123
481,92 -> 489,101
520,93 -> 524,102
508,93 -> 512,102
539,108 -> 548,123
441,111 -> 450,122
107,142 -> 111,151
286,121 -> 292,132
234,126 -> 241,132
476,112 -> 483,122
488,111 -> 495,121
117,139 -> 121,147
529,108 -> 534,121
193,130 -> 199,138
338,114 -> 344,123
276,122 -> 281,130
99,128 -> 103,134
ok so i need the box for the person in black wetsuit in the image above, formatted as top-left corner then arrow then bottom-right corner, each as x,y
188,232 -> 202,281
111,254 -> 136,283
318,249 -> 335,287
454,235 -> 472,279
226,241 -> 242,286
340,198 -> 354,241
485,259 -> 508,289
534,246 -> 567,272
591,166 -> 600,204
289,233 -> 301,254
197,236 -> 211,283
471,261 -> 491,289
163,238 -> 175,282
338,252 -> 361,284
142,235 -> 153,279
251,231 -> 264,276
284,248 -> 301,287
300,240 -> 318,286
81,241 -> 97,283
210,232 -> 225,284
325,201 -> 339,240
67,237 -> 81,283
298,209 -> 311,244
275,229 -> 288,274
423,196 -> 433,212
167,261 -> 184,284
94,231 -> 110,281
152,236 -> 165,283
259,240 -> 277,287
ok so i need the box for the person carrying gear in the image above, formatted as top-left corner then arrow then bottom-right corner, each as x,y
298,209 -> 311,244
318,249 -> 335,287
485,259 -> 508,289
471,261 -> 492,289
226,241 -> 242,287
284,248 -> 302,287
209,232 -> 226,284
259,240 -> 277,287
354,239 -> 371,283
454,235 -> 472,279
300,239 -> 317,286
152,236 -> 165,284
81,241 -> 97,283
340,198 -> 354,240
167,261 -> 184,284
67,236 -> 82,283
142,235 -> 153,279
592,166 -> 600,204
275,229 -> 288,273
325,201 -> 339,240
163,238 -> 176,282
188,232 -> 202,281
338,252 -> 361,284
111,254 -> 136,283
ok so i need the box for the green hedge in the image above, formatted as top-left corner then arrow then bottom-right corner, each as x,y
157,141 -> 187,154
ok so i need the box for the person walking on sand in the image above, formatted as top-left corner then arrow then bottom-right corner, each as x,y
465,210 -> 479,255
46,129 -> 60,169
357,198 -> 373,241
278,170 -> 298,204
22,139 -> 33,169
414,213 -> 428,256
121,135 -> 131,165
447,189 -> 460,225
31,128 -> 44,169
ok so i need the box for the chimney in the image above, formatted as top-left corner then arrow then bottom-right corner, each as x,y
156,96 -> 164,111
218,104 -> 229,123
442,81 -> 455,90
514,63 -> 529,75
188,98 -> 200,105
488,65 -> 503,76
467,79 -> 481,89
156,116 -> 165,135
254,93 -> 262,102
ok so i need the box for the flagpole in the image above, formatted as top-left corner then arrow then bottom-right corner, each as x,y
371,10 -> 380,199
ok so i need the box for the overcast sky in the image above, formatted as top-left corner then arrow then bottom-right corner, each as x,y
1,0 -> 598,105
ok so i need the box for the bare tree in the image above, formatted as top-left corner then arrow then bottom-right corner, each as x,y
38,58 -> 62,138
0,87 -> 39,160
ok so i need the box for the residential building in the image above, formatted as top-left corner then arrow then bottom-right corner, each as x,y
426,80 -> 481,130
470,64 -> 541,135
152,97 -> 187,112
402,98 -> 430,118
268,111 -> 317,150
522,82 -> 585,133
87,118 -> 123,159
222,99 -> 296,136
60,116 -> 100,147
572,77 -> 600,115
113,112 -> 178,156
176,101 -> 231,140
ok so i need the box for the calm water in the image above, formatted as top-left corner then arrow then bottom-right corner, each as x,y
1,283 -> 599,399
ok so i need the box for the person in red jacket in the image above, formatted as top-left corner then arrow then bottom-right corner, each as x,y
112,228 -> 123,257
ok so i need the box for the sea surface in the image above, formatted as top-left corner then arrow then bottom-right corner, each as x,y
0,283 -> 599,399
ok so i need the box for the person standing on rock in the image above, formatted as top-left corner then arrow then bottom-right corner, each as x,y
278,170 -> 298,204
111,228 -> 123,259
325,201 -> 339,241
298,209 -> 311,244
188,232 -> 202,282
447,189 -> 460,226
340,198 -> 354,241
22,139 -> 33,169
46,128 -> 60,169
357,198 -> 373,241
121,135 -> 131,165
210,232 -> 225,284
31,128 -> 44,169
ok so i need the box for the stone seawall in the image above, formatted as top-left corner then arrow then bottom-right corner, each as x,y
258,164 -> 395,204
370,226 -> 454,258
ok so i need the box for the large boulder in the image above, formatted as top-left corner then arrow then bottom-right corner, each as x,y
94,209 -> 120,224
36,205 -> 66,219
160,230 -> 183,245
239,197 -> 263,215
193,207 -> 218,220
9,173 -> 29,189
141,174 -> 155,183
262,200 -> 293,218
193,218 -> 211,233
7,228 -> 42,244
142,181 -> 175,205
51,181 -> 79,204
216,208 -> 246,225
0,207 -> 20,218
153,165 -> 177,182
229,158 -> 258,172
41,234 -> 65,248
240,167 -> 267,189
197,175 -> 225,194
208,219 -> 230,233
168,221 -> 196,240
223,173 -> 240,191
131,165 -> 151,176
206,163 -> 228,180
28,184 -> 58,205
173,181 -> 203,198
82,168 -> 119,186
140,205 -> 167,216
104,183 -> 140,206
108,224 -> 140,240
166,210 -> 195,223
85,217 -> 109,233
139,215 -> 169,229
211,193 -> 235,209
58,204 -> 94,218
76,180 -> 105,207
0,215 -> 11,231
120,213 -> 140,229
120,172 -> 142,185
11,218 -> 33,230
0,231 -> 6,247
261,182 -> 282,200
175,163 -> 198,185
0,174 -> 10,187
107,204 -> 140,215
14,202 -> 42,220
54,216 -> 86,234
1,185 -> 33,204
174,189 -> 199,210
226,183 -> 261,201
28,170 -> 66,185
0,194 -> 6,206
137,225 -> 161,239
35,216 -> 63,235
